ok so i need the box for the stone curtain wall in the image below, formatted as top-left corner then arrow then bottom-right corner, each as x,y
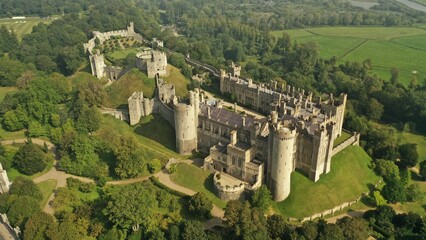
0,213 -> 20,240
157,100 -> 175,128
331,131 -> 360,157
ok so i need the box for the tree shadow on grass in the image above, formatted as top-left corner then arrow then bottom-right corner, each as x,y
133,114 -> 176,152
203,174 -> 217,196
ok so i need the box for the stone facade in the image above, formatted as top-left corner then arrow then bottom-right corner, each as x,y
136,49 -> 167,78
127,64 -> 349,202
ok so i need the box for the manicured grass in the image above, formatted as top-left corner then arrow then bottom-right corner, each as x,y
306,27 -> 426,40
0,18 -> 54,40
170,163 -> 227,209
105,68 -> 155,109
343,40 -> 426,86
134,114 -> 176,151
37,179 -> 57,208
0,128 -> 26,140
272,27 -> 426,86
0,87 -> 18,102
162,65 -> 190,98
333,131 -> 352,148
106,47 -> 141,62
391,34 -> 426,51
298,35 -> 365,60
275,146 -> 381,219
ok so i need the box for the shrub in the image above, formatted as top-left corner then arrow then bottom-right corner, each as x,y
14,143 -> 47,175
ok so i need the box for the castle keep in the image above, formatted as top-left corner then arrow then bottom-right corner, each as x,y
84,23 -> 167,81
128,64 -> 354,202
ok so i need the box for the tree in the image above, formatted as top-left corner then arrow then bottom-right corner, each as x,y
374,159 -> 400,182
365,98 -> 384,121
297,221 -> 318,240
14,143 -> 47,175
147,158 -> 162,174
251,185 -> 272,212
267,214 -> 289,239
0,56 -> 26,86
2,108 -> 28,131
336,217 -> 370,240
75,104 -> 101,134
23,212 -> 58,240
28,121 -> 46,137
188,192 -> 213,218
7,196 -> 40,227
114,136 -> 146,178
9,177 -> 42,200
398,143 -> 418,168
381,179 -> 407,203
51,187 -> 79,209
406,184 -> 420,202
419,160 -> 426,181
317,223 -> 344,240
182,220 -> 207,240
103,184 -> 156,231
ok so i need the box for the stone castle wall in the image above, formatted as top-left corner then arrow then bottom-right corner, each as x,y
331,131 -> 360,156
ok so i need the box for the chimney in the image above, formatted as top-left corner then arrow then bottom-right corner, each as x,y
230,130 -> 237,145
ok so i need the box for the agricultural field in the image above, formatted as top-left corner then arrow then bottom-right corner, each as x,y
275,146 -> 381,218
0,17 -> 54,40
272,27 -> 426,86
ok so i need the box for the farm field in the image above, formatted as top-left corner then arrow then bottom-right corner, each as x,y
271,27 -> 426,86
0,17 -> 54,40
275,146 -> 381,219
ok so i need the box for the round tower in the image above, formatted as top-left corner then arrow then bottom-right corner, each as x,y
270,126 -> 296,201
174,103 -> 197,155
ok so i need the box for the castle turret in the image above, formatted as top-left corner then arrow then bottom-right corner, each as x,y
89,51 -> 106,79
0,163 -> 10,193
270,125 -> 296,201
128,92 -> 144,125
174,103 -> 197,155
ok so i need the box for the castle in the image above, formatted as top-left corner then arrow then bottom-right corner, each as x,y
84,23 -> 167,80
127,64 -> 357,202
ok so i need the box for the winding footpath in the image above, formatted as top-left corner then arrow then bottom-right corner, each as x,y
1,138 -> 224,218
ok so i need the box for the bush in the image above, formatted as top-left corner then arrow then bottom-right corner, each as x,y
9,177 -> 42,200
14,143 -> 47,175
188,192 -> 213,219
148,158 -> 162,174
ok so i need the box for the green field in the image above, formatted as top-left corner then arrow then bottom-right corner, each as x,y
271,27 -> 426,86
170,163 -> 227,209
134,114 -> 176,151
275,146 -> 381,218
106,47 -> 141,62
37,179 -> 57,208
0,18 -> 54,40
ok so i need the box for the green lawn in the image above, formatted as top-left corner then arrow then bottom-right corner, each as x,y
105,68 -> 155,109
295,35 -> 365,59
271,27 -> 426,86
275,146 -> 381,219
37,179 -> 57,208
106,47 -> 141,62
333,131 -> 352,148
6,147 -> 54,181
170,163 -> 227,209
134,114 -> 176,152
0,128 -> 26,140
399,181 -> 426,216
0,18 -> 54,40
162,65 -> 190,98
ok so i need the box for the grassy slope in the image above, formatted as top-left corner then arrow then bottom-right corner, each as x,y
105,65 -> 189,109
106,69 -> 155,109
0,18 -> 54,40
134,114 -> 176,152
96,115 -> 182,163
163,65 -> 190,98
170,163 -> 227,209
37,179 -> 57,208
271,27 -> 426,86
275,146 -> 380,218
397,131 -> 426,165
